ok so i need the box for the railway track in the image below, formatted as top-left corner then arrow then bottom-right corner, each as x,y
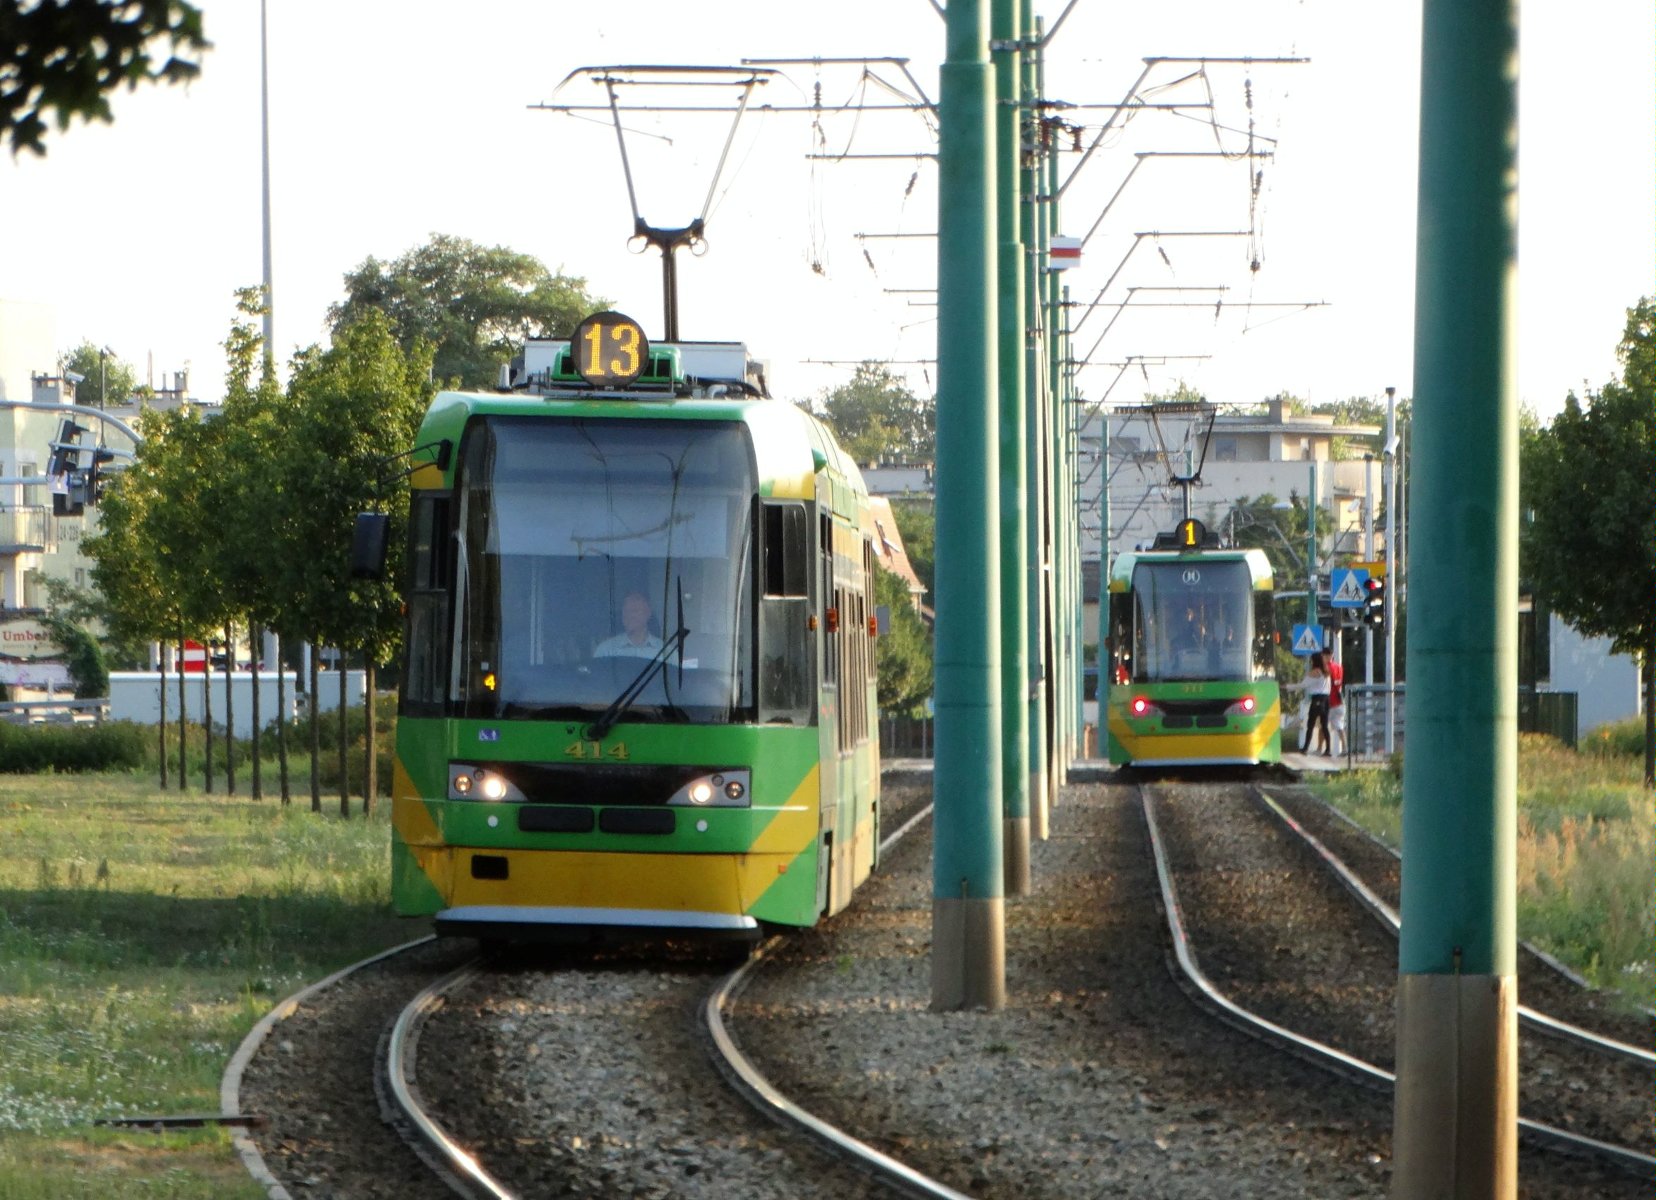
383,777 -> 961,1199
1140,778 -> 1653,1193
229,769 -> 959,1199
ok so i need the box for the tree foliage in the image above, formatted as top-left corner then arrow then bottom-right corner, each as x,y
811,362 -> 934,465
61,341 -> 139,408
874,566 -> 931,718
889,501 -> 934,602
1,0 -> 209,156
1521,298 -> 1655,781
328,234 -> 600,389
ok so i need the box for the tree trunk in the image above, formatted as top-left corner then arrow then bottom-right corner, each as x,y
250,622 -> 262,800
275,631 -> 290,806
203,636 -> 214,794
224,620 -> 236,796
338,649 -> 349,818
364,657 -> 376,817
157,643 -> 168,789
1643,640 -> 1654,789
308,643 -> 321,814
177,630 -> 187,792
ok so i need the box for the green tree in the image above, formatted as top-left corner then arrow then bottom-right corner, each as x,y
39,608 -> 107,700
874,566 -> 931,718
273,308 -> 433,814
1,0 -> 209,156
328,234 -> 600,388
812,362 -> 934,465
61,341 -> 139,409
889,501 -> 934,602
1521,298 -> 1656,784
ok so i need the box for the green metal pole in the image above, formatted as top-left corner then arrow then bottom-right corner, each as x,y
1043,105 -> 1070,782
931,0 -> 1005,1011
1019,9 -> 1048,839
1306,460 -> 1319,630
1393,0 -> 1519,1194
1096,393 -> 1111,754
993,0 -> 1030,896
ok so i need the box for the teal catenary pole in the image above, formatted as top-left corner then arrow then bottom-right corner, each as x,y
992,0 -> 1031,895
931,0 -> 1005,1011
1306,460 -> 1318,631
1019,7 -> 1049,838
1392,0 -> 1519,1194
1043,98 -> 1071,782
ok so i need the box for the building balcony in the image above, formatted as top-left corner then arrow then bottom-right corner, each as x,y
0,506 -> 50,553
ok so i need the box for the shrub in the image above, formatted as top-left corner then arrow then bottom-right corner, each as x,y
0,720 -> 148,774
1581,717 -> 1646,760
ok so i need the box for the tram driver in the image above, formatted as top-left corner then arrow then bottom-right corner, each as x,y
594,590 -> 664,659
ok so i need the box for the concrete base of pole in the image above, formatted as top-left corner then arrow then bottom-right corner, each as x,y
931,896 -> 1006,1010
1392,972 -> 1518,1199
1003,817 -> 1031,895
1032,769 -> 1049,839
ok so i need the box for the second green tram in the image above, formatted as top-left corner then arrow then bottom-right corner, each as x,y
1104,531 -> 1281,767
388,328 -> 880,939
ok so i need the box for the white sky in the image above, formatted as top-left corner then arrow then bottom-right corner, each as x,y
1,1 -> 1649,423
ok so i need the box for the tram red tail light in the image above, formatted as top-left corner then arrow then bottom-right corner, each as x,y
1130,695 -> 1151,717
1225,695 -> 1258,715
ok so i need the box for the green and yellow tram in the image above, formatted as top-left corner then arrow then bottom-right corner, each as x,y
386,313 -> 880,939
1104,519 -> 1281,767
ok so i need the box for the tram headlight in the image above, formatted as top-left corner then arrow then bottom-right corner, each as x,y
448,764 -> 524,802
668,769 -> 751,808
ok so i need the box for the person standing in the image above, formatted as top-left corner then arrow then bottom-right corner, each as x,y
1327,653 -> 1346,755
1303,651 -> 1331,755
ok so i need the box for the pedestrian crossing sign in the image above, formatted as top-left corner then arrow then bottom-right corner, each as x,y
1330,567 -> 1370,608
1290,624 -> 1324,655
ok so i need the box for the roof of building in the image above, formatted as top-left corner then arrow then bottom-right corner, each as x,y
868,496 -> 926,599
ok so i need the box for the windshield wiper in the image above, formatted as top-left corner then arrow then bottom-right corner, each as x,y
584,610 -> 690,742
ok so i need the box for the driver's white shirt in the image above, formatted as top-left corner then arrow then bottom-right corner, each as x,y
594,632 -> 664,659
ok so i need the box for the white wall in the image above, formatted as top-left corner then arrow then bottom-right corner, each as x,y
1547,617 -> 1642,738
109,670 -> 367,737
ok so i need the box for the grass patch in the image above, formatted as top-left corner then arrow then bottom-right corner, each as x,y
0,774 -> 416,1196
1313,734 -> 1654,1008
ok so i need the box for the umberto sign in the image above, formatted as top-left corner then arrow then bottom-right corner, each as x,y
0,620 -> 57,661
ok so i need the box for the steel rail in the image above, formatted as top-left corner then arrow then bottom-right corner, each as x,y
704,801 -> 970,1200
385,961 -> 513,1199
1251,786 -> 1655,1069
1140,783 -> 1656,1178
221,935 -> 437,1200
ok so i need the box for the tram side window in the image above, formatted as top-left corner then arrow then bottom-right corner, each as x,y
1108,591 -> 1133,683
763,503 -> 809,597
1252,591 -> 1275,679
758,501 -> 813,724
402,494 -> 451,716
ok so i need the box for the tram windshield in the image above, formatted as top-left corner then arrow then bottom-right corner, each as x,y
445,416 -> 757,723
1130,559 -> 1259,682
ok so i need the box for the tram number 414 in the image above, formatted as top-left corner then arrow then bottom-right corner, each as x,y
563,740 -> 629,761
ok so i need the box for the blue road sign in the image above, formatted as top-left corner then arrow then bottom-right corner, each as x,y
1290,623 -> 1325,655
1329,567 -> 1370,608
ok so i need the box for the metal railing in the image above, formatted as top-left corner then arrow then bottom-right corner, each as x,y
1341,683 -> 1404,763
0,698 -> 108,725
0,505 -> 50,551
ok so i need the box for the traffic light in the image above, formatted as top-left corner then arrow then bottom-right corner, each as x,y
46,419 -> 85,478
1363,576 -> 1386,628
88,448 -> 117,505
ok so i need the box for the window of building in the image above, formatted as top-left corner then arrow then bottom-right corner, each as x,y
1214,437 -> 1237,462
